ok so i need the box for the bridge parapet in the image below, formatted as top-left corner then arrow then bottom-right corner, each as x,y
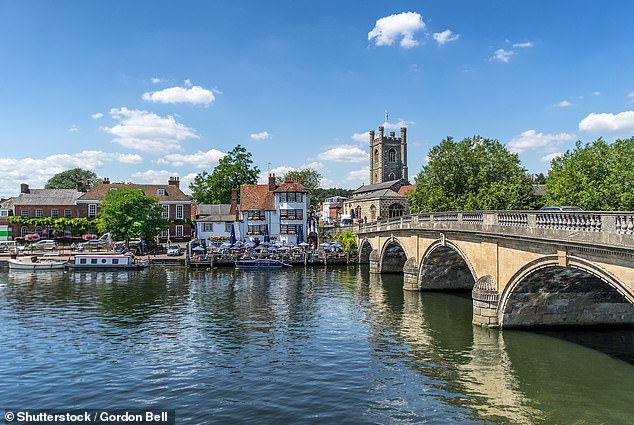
358,211 -> 634,249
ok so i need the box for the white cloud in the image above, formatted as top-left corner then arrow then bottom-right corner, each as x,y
556,100 -> 574,107
250,131 -> 272,140
102,107 -> 199,154
351,131 -> 370,143
91,112 -> 103,119
541,152 -> 563,162
346,167 -> 370,182
129,169 -> 175,184
593,91 -> 601,96
383,119 -> 415,130
257,162 -> 326,184
151,78 -> 165,84
513,42 -> 533,48
579,111 -> 634,133
0,150 -> 144,197
507,130 -> 576,153
491,48 -> 515,63
317,145 -> 369,163
183,79 -> 193,87
368,12 -> 425,48
68,125 -> 80,133
142,84 -> 215,106
433,29 -> 460,45
156,149 -> 226,168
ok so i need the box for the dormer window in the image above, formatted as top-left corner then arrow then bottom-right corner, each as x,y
157,188 -> 166,196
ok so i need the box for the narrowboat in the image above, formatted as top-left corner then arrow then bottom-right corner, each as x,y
67,254 -> 148,270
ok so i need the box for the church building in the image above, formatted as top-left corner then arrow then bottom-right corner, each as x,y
343,125 -> 412,223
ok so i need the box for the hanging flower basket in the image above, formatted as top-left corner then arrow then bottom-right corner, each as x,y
24,233 -> 41,242
82,233 -> 97,240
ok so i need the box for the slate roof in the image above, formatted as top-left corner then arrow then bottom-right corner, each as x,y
352,179 -> 403,195
14,189 -> 83,206
79,183 -> 189,202
240,184 -> 276,211
195,204 -> 237,222
351,189 -> 404,200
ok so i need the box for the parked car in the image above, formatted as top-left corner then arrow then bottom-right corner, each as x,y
29,239 -> 57,250
166,244 -> 182,256
538,206 -> 583,211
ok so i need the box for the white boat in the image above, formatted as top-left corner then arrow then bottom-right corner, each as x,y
66,254 -> 148,270
8,255 -> 68,271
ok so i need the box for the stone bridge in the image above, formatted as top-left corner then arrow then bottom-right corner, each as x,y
357,211 -> 634,328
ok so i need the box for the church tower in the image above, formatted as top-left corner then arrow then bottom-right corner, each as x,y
369,126 -> 408,185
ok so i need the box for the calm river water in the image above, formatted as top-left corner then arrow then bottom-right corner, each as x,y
0,266 -> 632,424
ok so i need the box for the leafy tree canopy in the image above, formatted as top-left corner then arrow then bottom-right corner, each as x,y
277,168 -> 322,203
96,188 -> 166,243
408,136 -> 536,213
189,145 -> 260,204
544,137 -> 634,210
45,168 -> 98,189
312,188 -> 354,206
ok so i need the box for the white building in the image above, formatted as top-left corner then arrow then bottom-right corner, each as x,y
321,196 -> 347,224
238,174 -> 309,245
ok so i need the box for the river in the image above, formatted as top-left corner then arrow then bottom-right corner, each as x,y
0,266 -> 632,424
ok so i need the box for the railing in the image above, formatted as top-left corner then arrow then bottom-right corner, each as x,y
358,211 -> 634,249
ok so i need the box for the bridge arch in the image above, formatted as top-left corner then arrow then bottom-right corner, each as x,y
499,256 -> 634,328
379,237 -> 409,273
358,238 -> 373,264
418,240 -> 477,291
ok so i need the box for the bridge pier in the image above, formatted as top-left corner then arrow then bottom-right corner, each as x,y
472,275 -> 500,327
403,257 -> 419,291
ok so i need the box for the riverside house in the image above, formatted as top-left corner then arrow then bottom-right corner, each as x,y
77,177 -> 192,243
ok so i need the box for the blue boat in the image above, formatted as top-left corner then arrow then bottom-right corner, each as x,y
235,259 -> 292,269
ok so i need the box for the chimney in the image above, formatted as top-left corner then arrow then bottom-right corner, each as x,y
102,177 -> 110,185
20,183 -> 30,194
77,181 -> 84,192
296,175 -> 302,184
230,189 -> 238,219
168,176 -> 180,188
268,173 -> 276,191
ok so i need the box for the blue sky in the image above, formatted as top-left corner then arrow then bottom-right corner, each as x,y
2,0 -> 634,198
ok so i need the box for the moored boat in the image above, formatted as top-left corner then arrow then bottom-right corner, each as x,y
235,259 -> 291,269
66,254 -> 148,270
8,255 -> 68,271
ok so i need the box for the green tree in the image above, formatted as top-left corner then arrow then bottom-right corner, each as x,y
45,168 -> 98,189
312,187 -> 354,206
189,145 -> 260,204
96,188 -> 166,244
332,231 -> 358,252
408,136 -> 536,213
544,137 -> 634,210
278,168 -> 322,203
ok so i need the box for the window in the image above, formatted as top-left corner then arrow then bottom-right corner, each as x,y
160,229 -> 169,237
374,148 -> 379,163
280,224 -> 297,234
370,204 -> 377,221
247,210 -> 265,220
176,205 -> 183,219
225,222 -> 233,232
388,203 -> 405,218
388,173 -> 395,180
80,258 -> 87,264
51,209 -> 59,218
21,210 -> 29,218
202,223 -> 214,232
20,226 -> 29,237
280,209 -> 303,220
35,209 -> 43,218
176,225 -> 183,237
91,258 -> 98,264
0,210 -> 8,218
88,204 -> 97,218
157,188 -> 166,196
388,148 -> 396,162
162,205 -> 169,219
112,259 -> 119,265
248,224 -> 265,235
64,209 -> 72,218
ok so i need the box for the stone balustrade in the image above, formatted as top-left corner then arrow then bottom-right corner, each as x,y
358,211 -> 634,250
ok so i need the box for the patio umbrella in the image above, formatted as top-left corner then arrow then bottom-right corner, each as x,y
298,242 -> 309,247
320,243 -> 331,247
296,225 -> 303,244
263,224 -> 270,243
229,223 -> 236,245
332,241 -> 343,247
192,246 -> 205,252
220,241 -> 232,249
